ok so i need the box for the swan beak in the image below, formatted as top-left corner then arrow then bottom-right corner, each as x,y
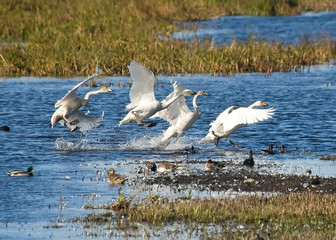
204,92 -> 210,96
262,102 -> 268,106
190,90 -> 195,95
107,88 -> 113,92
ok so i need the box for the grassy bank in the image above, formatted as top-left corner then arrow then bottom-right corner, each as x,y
76,192 -> 336,239
0,0 -> 336,77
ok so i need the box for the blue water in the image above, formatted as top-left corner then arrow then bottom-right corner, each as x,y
1,12 -> 336,240
173,12 -> 336,45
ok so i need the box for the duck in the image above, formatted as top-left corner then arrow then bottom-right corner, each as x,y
201,101 -> 274,148
311,175 -> 320,186
278,145 -> 286,153
145,161 -> 157,173
157,162 -> 175,173
305,169 -> 312,176
261,144 -> 275,154
6,166 -> 36,176
0,126 -> 10,131
243,150 -> 255,168
107,168 -> 125,185
204,159 -> 224,171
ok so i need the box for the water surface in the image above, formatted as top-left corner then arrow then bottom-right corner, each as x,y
173,12 -> 336,45
1,64 -> 336,239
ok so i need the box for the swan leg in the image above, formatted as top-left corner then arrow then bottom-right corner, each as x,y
132,111 -> 157,127
70,126 -> 81,132
63,115 -> 79,125
143,122 -> 157,127
69,119 -> 80,125
211,131 -> 220,147
228,138 -> 244,149
131,111 -> 143,126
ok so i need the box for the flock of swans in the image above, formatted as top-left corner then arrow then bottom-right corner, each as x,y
51,60 -> 275,148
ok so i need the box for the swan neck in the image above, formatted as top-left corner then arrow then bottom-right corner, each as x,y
192,94 -> 200,112
84,89 -> 102,101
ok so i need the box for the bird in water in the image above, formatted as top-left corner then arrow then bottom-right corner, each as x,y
119,61 -> 195,127
153,81 -> 210,141
157,162 -> 176,173
145,161 -> 157,172
0,126 -> 10,131
200,101 -> 274,148
6,166 -> 36,177
107,168 -> 125,185
261,144 -> 275,154
204,159 -> 224,171
278,144 -> 287,153
243,150 -> 255,168
51,66 -> 112,132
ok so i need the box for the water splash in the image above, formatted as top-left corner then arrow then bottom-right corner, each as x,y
117,135 -> 193,151
54,137 -> 100,151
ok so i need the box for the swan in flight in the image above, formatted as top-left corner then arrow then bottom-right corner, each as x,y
51,66 -> 112,132
155,81 -> 210,141
119,61 -> 195,126
200,101 -> 275,148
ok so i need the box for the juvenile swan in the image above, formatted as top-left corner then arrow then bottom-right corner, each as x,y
51,66 -> 112,132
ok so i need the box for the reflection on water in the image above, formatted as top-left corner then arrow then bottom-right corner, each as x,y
173,12 -> 336,45
1,65 -> 336,238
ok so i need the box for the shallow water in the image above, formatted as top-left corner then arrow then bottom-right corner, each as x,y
1,64 -> 336,239
173,12 -> 336,45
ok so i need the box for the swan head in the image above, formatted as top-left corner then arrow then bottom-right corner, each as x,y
197,90 -> 210,96
182,89 -> 195,96
249,100 -> 268,108
99,86 -> 113,93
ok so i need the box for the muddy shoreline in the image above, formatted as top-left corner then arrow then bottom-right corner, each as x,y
142,167 -> 336,194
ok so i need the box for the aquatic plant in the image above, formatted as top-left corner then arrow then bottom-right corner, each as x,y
76,191 -> 336,239
0,0 -> 336,77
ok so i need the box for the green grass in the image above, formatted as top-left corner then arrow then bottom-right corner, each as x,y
76,192 -> 336,239
0,0 -> 336,77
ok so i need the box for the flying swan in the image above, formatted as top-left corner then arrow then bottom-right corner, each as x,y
51,66 -> 112,132
200,101 -> 275,148
154,81 -> 210,141
119,61 -> 195,126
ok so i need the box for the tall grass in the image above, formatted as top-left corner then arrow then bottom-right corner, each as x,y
78,192 -> 336,239
0,0 -> 336,76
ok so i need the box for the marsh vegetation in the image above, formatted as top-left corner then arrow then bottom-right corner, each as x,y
1,0 -> 336,76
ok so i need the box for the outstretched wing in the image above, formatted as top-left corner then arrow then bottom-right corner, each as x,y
213,106 -> 275,134
126,61 -> 157,111
54,66 -> 101,108
59,111 -> 104,132
154,81 -> 192,125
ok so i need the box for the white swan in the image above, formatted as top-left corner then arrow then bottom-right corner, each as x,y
119,61 -> 195,126
51,67 -> 112,132
200,101 -> 275,148
155,81 -> 210,141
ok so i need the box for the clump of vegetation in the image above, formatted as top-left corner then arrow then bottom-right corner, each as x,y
76,192 -> 336,239
319,154 -> 336,161
0,0 -> 336,77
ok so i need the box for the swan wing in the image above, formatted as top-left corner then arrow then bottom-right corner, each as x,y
60,111 -> 104,132
155,81 -> 191,125
54,68 -> 100,108
126,61 -> 156,111
213,106 -> 275,134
